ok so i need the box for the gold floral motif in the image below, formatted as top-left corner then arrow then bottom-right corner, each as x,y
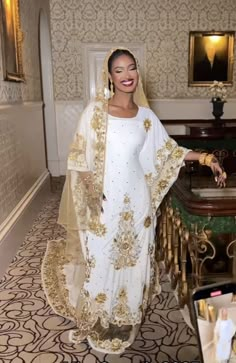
147,241 -> 160,298
148,244 -> 154,255
124,195 -> 130,204
156,138 -> 175,162
68,133 -> 87,169
118,288 -> 126,298
91,111 -> 103,131
89,332 -> 129,353
112,288 -> 131,326
73,288 -> 102,342
90,103 -> 107,200
95,293 -> 107,304
145,172 -> 154,186
144,216 -> 151,228
88,216 -> 107,237
158,179 -> 169,190
123,212 -> 132,221
172,147 -> 185,159
110,194 -> 140,270
95,141 -> 105,154
43,240 -> 143,347
150,138 -> 189,213
156,148 -> 165,161
42,240 -> 76,319
165,139 -> 175,151
111,288 -> 142,326
143,118 -> 152,132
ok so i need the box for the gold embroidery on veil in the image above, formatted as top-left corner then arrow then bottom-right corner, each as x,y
68,133 -> 87,168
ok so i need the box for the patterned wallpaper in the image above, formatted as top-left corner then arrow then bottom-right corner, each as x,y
0,0 -> 49,229
0,0 -> 50,104
50,0 -> 236,101
0,118 -> 27,225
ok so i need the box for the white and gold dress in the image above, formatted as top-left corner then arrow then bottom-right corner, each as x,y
42,102 -> 189,354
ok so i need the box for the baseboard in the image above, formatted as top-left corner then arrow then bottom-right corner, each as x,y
0,170 -> 51,279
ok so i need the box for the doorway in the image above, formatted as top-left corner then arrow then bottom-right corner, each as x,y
38,9 -> 59,176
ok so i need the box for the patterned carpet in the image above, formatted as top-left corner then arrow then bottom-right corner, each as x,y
0,191 -> 199,363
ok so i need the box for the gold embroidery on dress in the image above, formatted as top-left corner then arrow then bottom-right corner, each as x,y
145,172 -> 154,186
90,104 -> 107,196
157,179 -> 169,190
111,288 -> 141,326
112,288 -> 131,326
148,244 -> 154,255
110,194 -> 140,270
89,332 -> 129,353
151,138 -> 189,214
166,138 -> 175,151
71,288 -> 109,342
144,216 -> 151,228
156,138 -> 175,162
172,147 -> 184,159
88,216 -> 107,237
95,293 -> 107,304
79,287 -> 142,332
148,241 -> 161,297
43,241 -> 144,347
143,118 -> 152,132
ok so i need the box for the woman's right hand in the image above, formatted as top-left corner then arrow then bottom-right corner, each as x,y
209,158 -> 227,188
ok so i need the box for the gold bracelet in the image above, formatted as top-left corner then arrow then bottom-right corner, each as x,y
205,154 -> 215,167
199,153 -> 208,165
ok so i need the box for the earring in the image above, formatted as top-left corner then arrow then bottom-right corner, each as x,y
110,80 -> 114,97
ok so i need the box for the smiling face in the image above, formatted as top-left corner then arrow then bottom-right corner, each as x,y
108,53 -> 139,95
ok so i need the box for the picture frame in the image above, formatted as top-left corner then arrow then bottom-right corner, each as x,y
188,31 -> 234,86
0,0 -> 24,82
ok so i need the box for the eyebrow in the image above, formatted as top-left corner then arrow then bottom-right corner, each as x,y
113,63 -> 136,70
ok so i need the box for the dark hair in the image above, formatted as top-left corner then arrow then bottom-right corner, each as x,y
108,49 -> 137,73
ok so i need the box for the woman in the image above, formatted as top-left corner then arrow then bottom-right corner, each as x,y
42,48 -> 226,354
214,308 -> 236,363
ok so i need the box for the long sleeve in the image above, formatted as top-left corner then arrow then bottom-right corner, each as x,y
58,101 -> 106,234
67,102 -> 96,171
139,108 -> 190,214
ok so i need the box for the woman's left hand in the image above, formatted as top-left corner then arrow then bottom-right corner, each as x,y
210,157 -> 227,188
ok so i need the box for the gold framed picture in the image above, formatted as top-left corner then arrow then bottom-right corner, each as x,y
188,31 -> 234,86
0,0 -> 24,81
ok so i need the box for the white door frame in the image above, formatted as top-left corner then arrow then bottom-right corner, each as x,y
39,9 -> 60,176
